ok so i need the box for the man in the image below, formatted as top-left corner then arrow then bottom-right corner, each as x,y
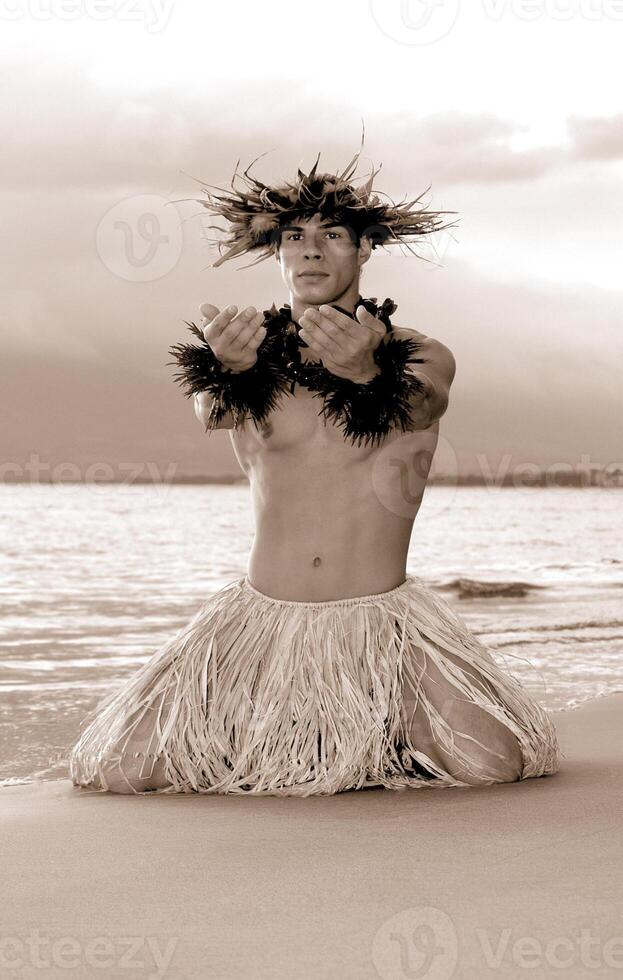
68,145 -> 561,795
194,212 -> 456,602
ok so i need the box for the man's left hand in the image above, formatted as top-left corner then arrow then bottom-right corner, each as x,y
298,305 -> 386,383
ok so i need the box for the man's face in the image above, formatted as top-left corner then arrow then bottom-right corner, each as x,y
275,212 -> 371,305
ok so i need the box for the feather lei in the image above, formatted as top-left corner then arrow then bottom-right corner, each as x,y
167,296 -> 428,445
166,319 -> 291,430
271,296 -> 428,448
309,330 -> 428,449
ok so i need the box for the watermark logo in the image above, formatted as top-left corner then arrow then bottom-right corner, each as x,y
371,431 -> 459,520
95,194 -> 183,282
372,905 -> 458,979
370,0 -> 460,46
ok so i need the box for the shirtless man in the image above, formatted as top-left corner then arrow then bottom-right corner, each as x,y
193,211 -> 524,785
195,212 -> 452,601
70,153 -> 555,796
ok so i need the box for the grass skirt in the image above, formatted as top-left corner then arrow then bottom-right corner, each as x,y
68,574 -> 561,796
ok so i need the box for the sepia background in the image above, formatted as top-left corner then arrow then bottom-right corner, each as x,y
1,0 -> 621,482
2,9 -> 622,978
1,2 -> 622,784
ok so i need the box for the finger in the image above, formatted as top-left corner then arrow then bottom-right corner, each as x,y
199,302 -> 220,322
355,305 -> 387,335
238,314 -> 267,352
299,328 -> 345,364
316,305 -> 352,326
301,311 -> 344,341
239,327 -> 267,355
221,308 -> 262,349
313,306 -> 360,341
301,315 -> 354,355
206,306 -> 239,338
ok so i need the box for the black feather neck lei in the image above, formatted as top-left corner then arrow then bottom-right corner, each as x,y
167,295 -> 428,448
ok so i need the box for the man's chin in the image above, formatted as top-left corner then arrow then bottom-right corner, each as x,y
293,279 -> 335,304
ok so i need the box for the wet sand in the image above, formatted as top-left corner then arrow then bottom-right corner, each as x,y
1,693 -> 621,979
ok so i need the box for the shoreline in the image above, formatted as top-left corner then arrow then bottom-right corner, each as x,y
2,692 -> 621,978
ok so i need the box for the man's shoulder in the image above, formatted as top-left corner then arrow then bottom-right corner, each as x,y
391,325 -> 428,343
391,326 -> 454,360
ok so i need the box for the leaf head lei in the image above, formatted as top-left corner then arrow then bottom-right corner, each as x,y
182,123 -> 459,269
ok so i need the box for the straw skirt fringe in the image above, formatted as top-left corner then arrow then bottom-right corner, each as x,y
68,574 -> 561,796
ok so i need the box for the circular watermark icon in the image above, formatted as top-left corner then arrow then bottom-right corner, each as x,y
371,430 -> 459,520
95,193 -> 183,282
370,0 -> 460,46
372,905 -> 458,979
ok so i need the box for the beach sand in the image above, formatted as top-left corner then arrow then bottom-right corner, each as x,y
1,693 -> 621,980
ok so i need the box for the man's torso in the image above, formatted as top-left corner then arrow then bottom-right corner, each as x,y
227,326 -> 441,601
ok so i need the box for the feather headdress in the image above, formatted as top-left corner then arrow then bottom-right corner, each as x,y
187,125 -> 459,269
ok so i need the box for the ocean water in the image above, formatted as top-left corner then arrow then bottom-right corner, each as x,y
1,483 -> 621,787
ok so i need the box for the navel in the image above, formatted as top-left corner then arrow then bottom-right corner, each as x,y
312,556 -> 322,567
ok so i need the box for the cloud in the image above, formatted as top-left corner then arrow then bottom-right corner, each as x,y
2,59 -> 621,197
2,256 -> 621,476
381,109 -> 563,186
566,113 -> 623,161
1,60 -> 621,477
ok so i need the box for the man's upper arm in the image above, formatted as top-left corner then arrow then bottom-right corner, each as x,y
394,328 -> 456,420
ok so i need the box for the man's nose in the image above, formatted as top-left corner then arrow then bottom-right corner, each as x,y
303,237 -> 323,259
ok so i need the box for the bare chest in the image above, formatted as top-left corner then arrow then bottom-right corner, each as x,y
231,382 -> 364,460
229,378 -> 440,487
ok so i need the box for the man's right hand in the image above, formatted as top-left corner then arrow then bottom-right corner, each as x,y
200,303 -> 267,374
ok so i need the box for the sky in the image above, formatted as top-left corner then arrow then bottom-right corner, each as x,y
1,0 -> 622,479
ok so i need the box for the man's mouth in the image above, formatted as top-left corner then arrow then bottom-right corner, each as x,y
299,272 -> 328,278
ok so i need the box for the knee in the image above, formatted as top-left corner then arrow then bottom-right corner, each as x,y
453,736 -> 523,786
494,743 -> 524,783
95,750 -> 170,794
489,726 -> 524,783
457,758 -> 522,786
70,759 -> 136,794
447,700 -> 524,785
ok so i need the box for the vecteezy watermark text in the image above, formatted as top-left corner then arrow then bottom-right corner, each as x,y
0,455 -> 180,502
0,930 -> 178,977
370,0 -> 623,47
372,906 -> 623,978
0,0 -> 176,32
